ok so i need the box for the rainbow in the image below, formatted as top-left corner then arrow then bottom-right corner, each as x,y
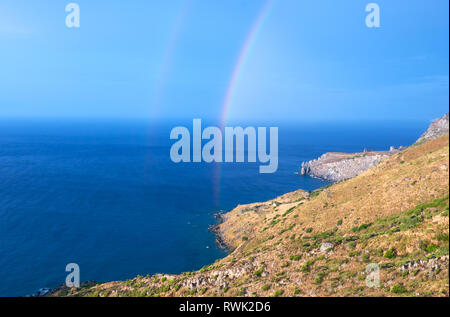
220,0 -> 275,128
213,0 -> 275,206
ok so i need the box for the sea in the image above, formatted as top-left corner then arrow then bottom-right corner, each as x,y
0,119 -> 428,296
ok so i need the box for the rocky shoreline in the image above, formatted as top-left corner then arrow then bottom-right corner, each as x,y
208,212 -> 234,252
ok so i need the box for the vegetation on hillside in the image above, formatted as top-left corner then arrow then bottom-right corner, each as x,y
54,135 -> 449,297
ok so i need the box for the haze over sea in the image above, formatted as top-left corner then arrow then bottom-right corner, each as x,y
0,119 -> 428,296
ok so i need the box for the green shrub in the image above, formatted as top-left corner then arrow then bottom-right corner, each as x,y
419,240 -> 440,253
282,207 -> 296,217
352,223 -> 372,233
314,272 -> 326,284
262,284 -> 271,291
362,253 -> 370,263
273,290 -> 284,297
384,249 -> 396,259
254,264 -> 265,277
436,233 -> 449,242
391,283 -> 407,294
432,246 -> 449,258
425,244 -> 438,253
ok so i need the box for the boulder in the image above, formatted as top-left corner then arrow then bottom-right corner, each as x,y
320,242 -> 334,252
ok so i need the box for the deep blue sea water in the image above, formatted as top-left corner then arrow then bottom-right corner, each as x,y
0,119 -> 428,296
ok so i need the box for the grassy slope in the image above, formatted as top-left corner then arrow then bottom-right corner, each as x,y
56,135 -> 449,297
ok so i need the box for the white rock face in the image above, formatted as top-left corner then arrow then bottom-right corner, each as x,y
299,113 -> 449,182
399,255 -> 449,276
416,113 -> 449,143
300,151 -> 392,182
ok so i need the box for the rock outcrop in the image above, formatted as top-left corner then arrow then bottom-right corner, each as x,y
300,112 -> 449,182
299,149 -> 402,182
416,113 -> 449,144
399,256 -> 449,276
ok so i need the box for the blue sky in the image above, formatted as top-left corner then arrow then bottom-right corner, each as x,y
0,0 -> 448,121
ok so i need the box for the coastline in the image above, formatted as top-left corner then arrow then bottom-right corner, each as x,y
49,132 -> 449,297
40,114 -> 450,297
208,212 -> 234,252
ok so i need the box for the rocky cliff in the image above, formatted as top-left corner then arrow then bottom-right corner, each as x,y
300,113 -> 449,182
416,113 -> 449,144
299,149 -> 402,182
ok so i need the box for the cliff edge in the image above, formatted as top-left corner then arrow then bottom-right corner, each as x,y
299,149 -> 401,182
300,113 -> 449,182
416,113 -> 449,144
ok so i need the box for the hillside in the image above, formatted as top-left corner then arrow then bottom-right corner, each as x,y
54,134 -> 449,297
